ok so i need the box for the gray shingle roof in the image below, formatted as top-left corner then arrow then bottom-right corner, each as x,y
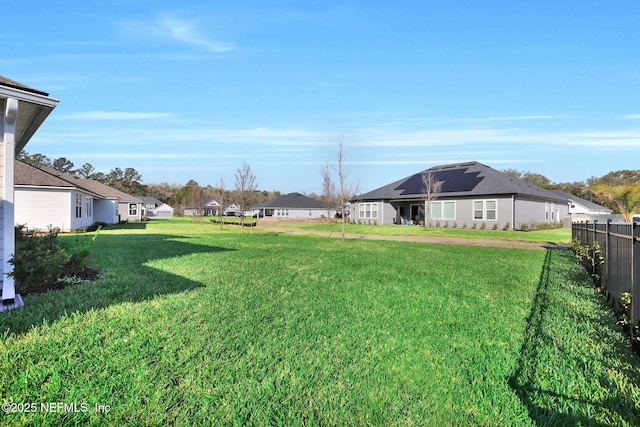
357,161 -> 567,202
551,190 -> 612,212
16,161 -> 75,188
47,168 -> 143,202
16,161 -> 142,203
253,192 -> 327,209
0,75 -> 49,96
138,196 -> 162,207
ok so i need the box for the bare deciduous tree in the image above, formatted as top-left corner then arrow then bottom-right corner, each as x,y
233,162 -> 258,232
335,138 -> 359,240
320,164 -> 337,223
422,170 -> 443,229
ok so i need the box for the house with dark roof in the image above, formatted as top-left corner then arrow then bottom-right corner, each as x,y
353,161 -> 569,230
252,192 -> 335,219
138,196 -> 174,218
183,198 -> 240,217
550,190 -> 612,216
15,161 -> 144,231
1,76 -> 58,308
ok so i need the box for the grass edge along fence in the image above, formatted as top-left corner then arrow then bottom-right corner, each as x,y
572,219 -> 640,343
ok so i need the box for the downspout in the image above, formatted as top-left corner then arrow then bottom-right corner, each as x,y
512,194 -> 516,231
2,98 -> 19,305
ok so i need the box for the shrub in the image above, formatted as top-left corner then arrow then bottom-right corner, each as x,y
492,224 -> 498,230
569,239 -> 604,287
8,225 -> 99,295
502,222 -> 511,231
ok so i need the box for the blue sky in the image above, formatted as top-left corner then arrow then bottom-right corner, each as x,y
3,1 -> 639,194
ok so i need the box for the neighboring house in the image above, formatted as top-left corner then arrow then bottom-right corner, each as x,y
183,198 -> 240,217
252,192 -> 336,219
139,196 -> 174,218
1,76 -> 59,309
15,162 -> 102,231
202,198 -> 222,216
40,166 -> 144,223
550,190 -> 613,215
352,161 -> 569,230
15,162 -> 144,230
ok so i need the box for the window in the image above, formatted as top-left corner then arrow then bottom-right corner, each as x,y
545,203 -> 556,221
431,201 -> 455,220
129,203 -> 138,216
473,200 -> 497,221
75,194 -> 82,218
86,197 -> 93,218
359,203 -> 378,219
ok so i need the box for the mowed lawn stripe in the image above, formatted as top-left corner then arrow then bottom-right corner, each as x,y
0,218 -> 637,425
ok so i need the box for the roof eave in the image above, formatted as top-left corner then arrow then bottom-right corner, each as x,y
1,85 -> 60,152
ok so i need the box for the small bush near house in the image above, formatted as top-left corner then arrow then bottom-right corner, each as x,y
7,225 -> 99,295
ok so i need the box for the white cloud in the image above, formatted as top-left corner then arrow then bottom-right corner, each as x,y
158,16 -> 234,53
62,111 -> 175,120
350,127 -> 640,149
623,114 -> 640,120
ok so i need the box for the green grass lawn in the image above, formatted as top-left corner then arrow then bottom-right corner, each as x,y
285,221 -> 572,244
0,218 -> 637,425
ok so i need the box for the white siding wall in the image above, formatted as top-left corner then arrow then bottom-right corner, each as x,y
271,208 -> 334,219
0,135 -> 4,289
15,188 -> 74,232
69,192 -> 95,230
94,199 -> 118,224
0,195 -> 3,278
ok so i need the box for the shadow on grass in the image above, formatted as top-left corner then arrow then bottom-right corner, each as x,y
101,222 -> 149,231
509,249 -> 640,426
0,233 -> 234,336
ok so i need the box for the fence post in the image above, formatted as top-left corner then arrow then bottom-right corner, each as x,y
584,220 -> 590,244
632,219 -> 640,338
605,219 -> 611,291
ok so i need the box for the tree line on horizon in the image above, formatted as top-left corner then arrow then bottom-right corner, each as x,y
18,151 -> 640,220
501,168 -> 640,221
17,151 -> 280,215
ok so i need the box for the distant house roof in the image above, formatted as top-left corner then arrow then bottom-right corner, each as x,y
138,196 -> 163,207
551,190 -> 612,213
16,161 -> 142,203
16,161 -> 76,188
357,161 -> 567,202
253,192 -> 327,209
40,166 -> 142,203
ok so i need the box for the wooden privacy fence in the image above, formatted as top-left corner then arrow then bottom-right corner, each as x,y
572,220 -> 640,332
